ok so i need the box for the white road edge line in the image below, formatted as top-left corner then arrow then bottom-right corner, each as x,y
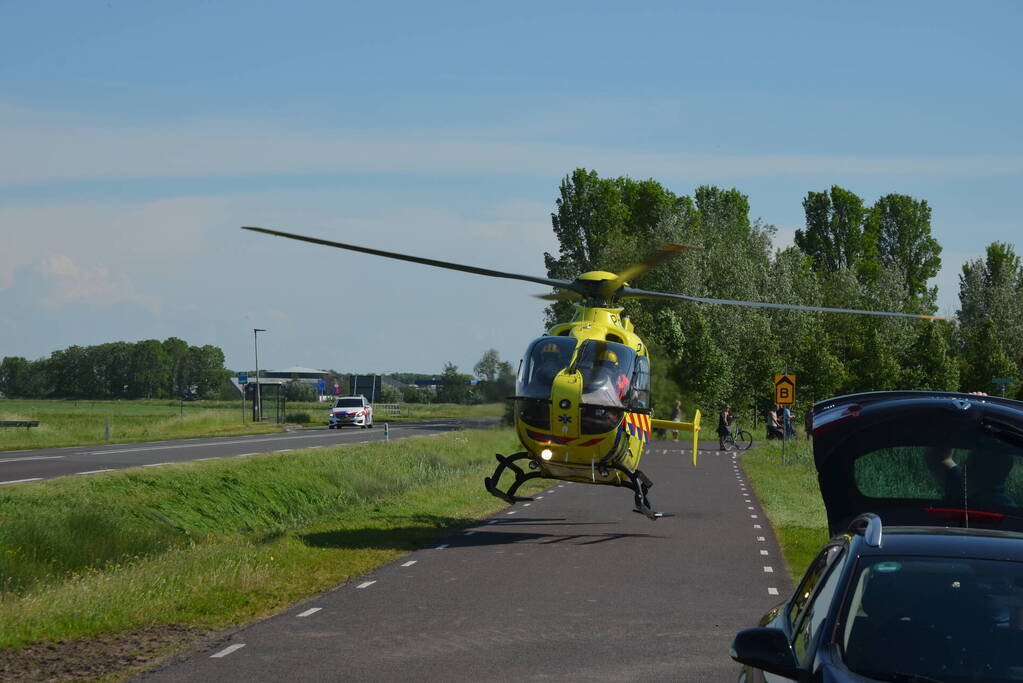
143,463 -> 171,467
77,469 -> 115,475
0,478 -> 43,485
356,581 -> 376,589
211,643 -> 245,658
436,544 -> 449,549
297,608 -> 321,617
0,455 -> 64,463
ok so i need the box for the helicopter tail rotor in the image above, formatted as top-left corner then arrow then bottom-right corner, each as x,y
484,452 -> 544,504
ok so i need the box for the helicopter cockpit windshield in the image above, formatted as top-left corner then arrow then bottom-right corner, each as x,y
517,336 -> 577,399
574,340 -> 641,408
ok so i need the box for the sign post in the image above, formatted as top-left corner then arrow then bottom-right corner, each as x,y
239,374 -> 248,422
992,377 -> 1015,398
774,374 -> 796,464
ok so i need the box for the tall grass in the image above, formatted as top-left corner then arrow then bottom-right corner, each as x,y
0,399 -> 507,451
0,399 -> 281,450
0,430 -> 515,595
0,428 -> 529,649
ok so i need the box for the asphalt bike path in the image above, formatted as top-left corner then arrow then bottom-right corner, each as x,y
0,419 -> 482,484
139,440 -> 791,682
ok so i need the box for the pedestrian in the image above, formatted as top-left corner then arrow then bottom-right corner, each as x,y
766,406 -> 784,440
717,403 -> 733,450
781,404 -> 796,437
671,400 -> 683,441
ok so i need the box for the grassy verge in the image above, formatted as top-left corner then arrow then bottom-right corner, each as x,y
0,399 -> 506,451
0,427 -> 535,649
740,438 -> 829,584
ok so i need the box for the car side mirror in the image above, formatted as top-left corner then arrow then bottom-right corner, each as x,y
730,627 -> 801,680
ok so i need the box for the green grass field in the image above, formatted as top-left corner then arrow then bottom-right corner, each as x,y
0,399 -> 507,451
740,438 -> 830,584
0,427 -> 537,651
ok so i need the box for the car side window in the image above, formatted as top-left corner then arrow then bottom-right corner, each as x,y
792,548 -> 847,666
788,544 -> 843,630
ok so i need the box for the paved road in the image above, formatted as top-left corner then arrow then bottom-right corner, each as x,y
0,419 -> 492,484
139,441 -> 791,683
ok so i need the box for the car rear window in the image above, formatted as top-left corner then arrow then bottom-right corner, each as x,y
853,438 -> 1023,514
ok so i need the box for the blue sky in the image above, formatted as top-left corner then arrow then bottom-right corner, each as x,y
2,1 -> 1020,375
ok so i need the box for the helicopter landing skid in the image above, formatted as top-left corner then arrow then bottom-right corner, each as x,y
608,464 -> 660,520
484,452 -> 543,504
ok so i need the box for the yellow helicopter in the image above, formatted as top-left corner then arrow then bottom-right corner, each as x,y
242,226 -> 946,519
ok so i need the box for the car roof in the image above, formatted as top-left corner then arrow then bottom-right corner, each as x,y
851,524 -> 1023,561
812,391 -> 1023,535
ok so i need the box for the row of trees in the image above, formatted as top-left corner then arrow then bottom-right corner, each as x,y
0,338 -> 229,400
541,169 -> 1021,418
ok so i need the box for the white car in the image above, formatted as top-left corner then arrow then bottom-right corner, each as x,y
328,396 -> 373,429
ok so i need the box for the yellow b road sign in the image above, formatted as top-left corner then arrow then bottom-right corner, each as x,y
774,374 -> 796,405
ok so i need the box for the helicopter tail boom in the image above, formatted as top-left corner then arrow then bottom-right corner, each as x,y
651,409 -> 702,466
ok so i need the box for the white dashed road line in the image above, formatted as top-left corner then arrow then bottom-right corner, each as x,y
211,644 -> 245,658
768,587 -> 780,596
356,581 -> 376,589
401,561 -> 417,567
297,608 -> 322,617
764,566 -> 774,573
0,455 -> 64,464
436,544 -> 449,549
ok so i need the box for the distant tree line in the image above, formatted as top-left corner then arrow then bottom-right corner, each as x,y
541,169 -> 1023,419
0,338 -> 229,400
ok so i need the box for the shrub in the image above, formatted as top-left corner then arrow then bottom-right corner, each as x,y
285,412 -> 311,424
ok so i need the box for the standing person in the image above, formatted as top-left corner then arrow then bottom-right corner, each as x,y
717,403 -> 733,450
670,400 -> 683,441
767,406 -> 783,440
782,404 -> 796,437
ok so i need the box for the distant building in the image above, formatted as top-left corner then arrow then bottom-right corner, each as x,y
229,366 -> 328,397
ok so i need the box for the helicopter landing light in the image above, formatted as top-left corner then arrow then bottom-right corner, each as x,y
540,449 -> 553,461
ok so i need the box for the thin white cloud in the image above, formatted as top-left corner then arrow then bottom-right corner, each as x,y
37,253 -> 142,308
1,104 -> 1021,187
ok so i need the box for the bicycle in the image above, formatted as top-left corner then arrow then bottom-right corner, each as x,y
721,423 -> 753,451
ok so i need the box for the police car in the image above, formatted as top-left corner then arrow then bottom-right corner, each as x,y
327,395 -> 374,429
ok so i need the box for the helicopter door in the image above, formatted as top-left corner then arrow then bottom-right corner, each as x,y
574,340 -> 637,408
515,336 -> 577,430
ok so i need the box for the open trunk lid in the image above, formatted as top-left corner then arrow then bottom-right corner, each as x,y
812,391 -> 1023,535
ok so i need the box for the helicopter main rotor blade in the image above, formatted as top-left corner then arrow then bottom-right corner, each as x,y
609,243 -> 697,294
242,226 -> 578,291
534,291 -> 583,302
618,287 -> 950,321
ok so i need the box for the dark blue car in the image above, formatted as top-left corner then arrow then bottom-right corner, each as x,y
731,391 -> 1023,682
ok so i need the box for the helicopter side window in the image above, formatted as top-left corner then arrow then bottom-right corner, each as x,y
629,355 -> 651,411
516,336 -> 577,400
575,340 -> 637,408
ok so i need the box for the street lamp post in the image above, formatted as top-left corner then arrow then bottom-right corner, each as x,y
254,328 -> 266,421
